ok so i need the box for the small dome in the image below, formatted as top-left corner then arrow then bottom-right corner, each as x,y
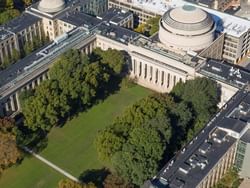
158,5 -> 216,52
38,0 -> 65,13
162,5 -> 214,32
170,5 -> 207,24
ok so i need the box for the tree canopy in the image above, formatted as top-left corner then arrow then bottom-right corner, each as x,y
134,16 -> 161,36
21,48 -> 126,134
95,77 -> 220,185
0,117 -> 22,174
171,77 -> 219,139
58,179 -> 96,188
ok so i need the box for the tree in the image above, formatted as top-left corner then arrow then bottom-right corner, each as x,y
95,94 -> 174,185
58,179 -> 96,188
134,16 -> 160,36
11,49 -> 21,62
92,48 -> 126,76
0,117 -> 15,133
22,80 -> 70,131
103,173 -> 134,188
0,9 -> 20,24
5,0 -> 14,9
95,129 -> 125,163
95,95 -> 172,164
147,16 -> 161,36
111,126 -> 165,185
0,128 -> 22,174
171,77 -> 219,138
23,0 -> 32,7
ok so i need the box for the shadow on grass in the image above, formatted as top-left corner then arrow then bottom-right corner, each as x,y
79,168 -> 110,187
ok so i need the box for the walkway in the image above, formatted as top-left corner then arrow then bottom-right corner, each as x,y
23,147 -> 79,182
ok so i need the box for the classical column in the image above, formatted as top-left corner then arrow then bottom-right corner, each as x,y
132,58 -> 136,76
157,69 -> 161,86
5,102 -> 9,112
10,95 -> 16,111
137,61 -> 141,77
42,74 -> 47,81
0,104 -> 4,117
26,84 -> 30,90
32,81 -> 36,89
147,65 -> 152,82
160,70 -> 165,86
152,67 -> 156,83
143,63 -> 147,79
37,77 -> 41,85
16,92 -> 21,111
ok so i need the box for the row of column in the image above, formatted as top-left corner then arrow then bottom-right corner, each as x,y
199,143 -> 237,188
132,59 -> 183,90
2,73 -> 49,116
81,41 -> 96,55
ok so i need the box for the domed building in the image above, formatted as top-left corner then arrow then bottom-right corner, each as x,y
158,5 -> 216,52
38,0 -> 66,13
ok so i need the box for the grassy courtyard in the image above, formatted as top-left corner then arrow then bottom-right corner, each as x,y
0,85 -> 151,188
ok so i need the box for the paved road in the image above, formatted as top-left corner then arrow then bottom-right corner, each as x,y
23,147 -> 79,182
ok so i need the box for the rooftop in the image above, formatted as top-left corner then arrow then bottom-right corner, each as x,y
0,28 -> 14,42
58,11 -> 102,29
2,13 -> 41,33
198,59 -> 250,89
131,36 -> 204,67
97,8 -> 132,25
94,22 -> 139,44
0,27 -> 93,97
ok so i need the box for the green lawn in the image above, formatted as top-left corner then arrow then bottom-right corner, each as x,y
0,86 -> 151,188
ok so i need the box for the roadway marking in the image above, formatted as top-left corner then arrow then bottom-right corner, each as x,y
23,147 -> 79,182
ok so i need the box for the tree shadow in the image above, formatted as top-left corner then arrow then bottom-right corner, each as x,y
79,168 -> 110,187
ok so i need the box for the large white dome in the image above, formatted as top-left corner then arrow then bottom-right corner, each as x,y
169,5 -> 208,24
38,0 -> 66,13
159,5 -> 216,52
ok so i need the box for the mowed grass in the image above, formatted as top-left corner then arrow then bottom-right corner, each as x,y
0,85 -> 152,188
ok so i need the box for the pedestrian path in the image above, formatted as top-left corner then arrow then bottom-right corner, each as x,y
23,147 -> 79,182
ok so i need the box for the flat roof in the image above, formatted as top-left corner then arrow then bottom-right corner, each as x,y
198,59 -> 250,89
97,8 -> 132,24
95,22 -> 139,44
131,36 -> 203,67
113,0 -> 250,37
3,13 -> 41,33
0,27 -> 92,95
0,28 -> 14,42
58,11 -> 101,29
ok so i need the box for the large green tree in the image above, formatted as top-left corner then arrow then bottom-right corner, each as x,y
93,48 -> 126,75
58,179 -> 96,188
95,77 -> 219,185
22,48 -> 125,133
111,125 -> 165,185
0,9 -> 20,24
171,77 -> 219,139
22,80 -> 70,131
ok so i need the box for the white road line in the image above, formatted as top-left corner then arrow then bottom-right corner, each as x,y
23,147 -> 79,182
